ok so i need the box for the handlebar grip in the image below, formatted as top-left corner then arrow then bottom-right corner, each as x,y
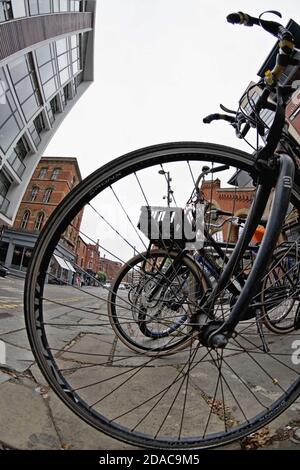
203,114 -> 235,124
227,12 -> 258,27
203,114 -> 221,124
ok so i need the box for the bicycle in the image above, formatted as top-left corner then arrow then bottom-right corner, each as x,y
24,11 -> 300,449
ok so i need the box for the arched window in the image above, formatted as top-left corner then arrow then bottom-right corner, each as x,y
20,210 -> 30,230
38,167 -> 48,179
51,168 -> 60,180
43,188 -> 53,203
34,212 -> 45,231
30,186 -> 39,201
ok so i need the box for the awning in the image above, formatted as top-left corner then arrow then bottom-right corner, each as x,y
53,255 -> 75,272
65,260 -> 75,273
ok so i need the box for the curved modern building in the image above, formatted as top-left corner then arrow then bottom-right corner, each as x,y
0,0 -> 95,225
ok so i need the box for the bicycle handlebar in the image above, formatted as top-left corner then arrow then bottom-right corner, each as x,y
203,113 -> 235,124
227,11 -> 295,86
226,12 -> 294,46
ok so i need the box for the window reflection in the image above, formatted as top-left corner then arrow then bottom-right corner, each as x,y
38,0 -> 51,14
0,2 -> 13,22
35,43 -> 58,101
11,0 -> 26,18
28,0 -> 38,16
8,54 -> 42,122
0,67 -> 23,152
29,112 -> 45,147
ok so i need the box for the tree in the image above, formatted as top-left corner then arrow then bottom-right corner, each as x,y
97,271 -> 107,283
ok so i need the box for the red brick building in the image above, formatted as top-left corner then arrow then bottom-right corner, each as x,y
76,235 -> 87,269
99,257 -> 122,281
0,157 -> 84,276
201,179 -> 255,241
13,156 -> 83,253
85,243 -> 101,274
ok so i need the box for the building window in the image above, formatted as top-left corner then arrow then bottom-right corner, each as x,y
11,245 -> 33,271
29,112 -> 45,147
70,1 -> 81,11
0,67 -> 23,153
0,2 -> 13,22
34,212 -> 45,231
46,95 -> 59,125
51,168 -> 60,180
11,0 -> 26,17
37,0 -> 51,14
64,83 -> 71,102
35,43 -> 58,101
30,186 -> 39,201
38,167 -> 47,178
0,241 -> 8,263
71,34 -> 81,75
56,37 -> 71,86
0,172 -> 10,215
8,53 -> 42,122
28,0 -> 38,15
7,136 -> 29,178
21,210 -> 30,229
59,0 -> 68,12
43,188 -> 52,203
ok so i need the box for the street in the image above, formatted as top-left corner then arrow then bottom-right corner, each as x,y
0,275 -> 299,450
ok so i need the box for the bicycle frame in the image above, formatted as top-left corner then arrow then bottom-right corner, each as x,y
204,152 -> 296,347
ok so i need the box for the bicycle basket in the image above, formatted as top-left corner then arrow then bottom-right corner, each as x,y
138,205 -> 205,249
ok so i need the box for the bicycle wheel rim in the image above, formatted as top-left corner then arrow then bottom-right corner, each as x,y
24,142 -> 300,449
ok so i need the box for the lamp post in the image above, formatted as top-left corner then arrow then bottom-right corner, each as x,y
158,170 -> 174,207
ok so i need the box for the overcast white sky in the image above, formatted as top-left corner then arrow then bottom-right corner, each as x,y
44,0 -> 299,178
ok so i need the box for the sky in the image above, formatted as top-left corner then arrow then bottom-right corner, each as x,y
44,0 -> 299,178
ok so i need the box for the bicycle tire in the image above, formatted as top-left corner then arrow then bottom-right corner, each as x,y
108,249 -> 207,350
24,142 -> 300,449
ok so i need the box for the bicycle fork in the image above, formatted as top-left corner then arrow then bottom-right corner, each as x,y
202,153 -> 295,348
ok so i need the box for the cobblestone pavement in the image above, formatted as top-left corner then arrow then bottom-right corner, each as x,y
0,276 -> 299,451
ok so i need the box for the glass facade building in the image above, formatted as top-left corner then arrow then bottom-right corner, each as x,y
0,0 -> 95,224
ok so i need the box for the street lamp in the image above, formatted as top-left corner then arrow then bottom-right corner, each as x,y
158,170 -> 174,207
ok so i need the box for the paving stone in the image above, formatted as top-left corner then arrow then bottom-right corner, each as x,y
0,370 -> 11,384
0,314 -> 26,336
0,379 -> 60,450
0,329 -> 31,350
47,391 -> 135,450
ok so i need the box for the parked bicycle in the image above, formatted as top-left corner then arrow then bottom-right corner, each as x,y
25,11 -> 300,449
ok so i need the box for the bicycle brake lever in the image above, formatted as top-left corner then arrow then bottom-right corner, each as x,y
219,104 -> 236,115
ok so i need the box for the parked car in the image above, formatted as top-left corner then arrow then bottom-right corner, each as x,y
0,264 -> 9,277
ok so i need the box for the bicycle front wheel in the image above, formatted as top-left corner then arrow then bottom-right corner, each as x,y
24,142 -> 300,449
